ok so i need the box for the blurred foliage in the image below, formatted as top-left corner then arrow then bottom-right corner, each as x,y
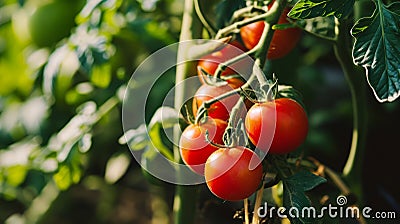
0,0 -> 399,223
0,0 -> 181,222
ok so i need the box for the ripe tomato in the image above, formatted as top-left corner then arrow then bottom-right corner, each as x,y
240,8 -> 302,59
205,147 -> 263,201
245,98 -> 308,154
197,41 -> 252,84
179,118 -> 227,175
193,81 -> 244,121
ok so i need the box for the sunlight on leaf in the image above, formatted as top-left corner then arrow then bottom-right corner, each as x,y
53,165 -> 81,190
5,165 -> 27,186
0,138 -> 40,167
120,124 -> 149,150
91,63 -> 112,88
288,0 -> 355,19
104,153 -> 130,184
43,45 -> 79,97
352,1 -> 400,102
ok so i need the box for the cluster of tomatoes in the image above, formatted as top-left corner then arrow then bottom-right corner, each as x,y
179,7 -> 306,201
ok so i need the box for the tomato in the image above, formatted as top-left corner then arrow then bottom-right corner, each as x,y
197,41 -> 252,84
240,8 -> 302,60
204,147 -> 263,201
179,118 -> 227,175
29,0 -> 84,47
245,98 -> 308,154
193,81 -> 245,121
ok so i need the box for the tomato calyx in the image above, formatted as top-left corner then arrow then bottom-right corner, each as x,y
241,74 -> 279,105
197,66 -> 245,87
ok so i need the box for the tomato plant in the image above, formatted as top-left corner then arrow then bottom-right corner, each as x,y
179,118 -> 227,175
245,98 -> 308,154
204,146 -> 263,201
240,7 -> 302,59
1,0 -> 399,223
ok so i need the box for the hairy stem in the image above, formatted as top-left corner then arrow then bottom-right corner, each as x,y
173,0 -> 202,223
333,17 -> 367,202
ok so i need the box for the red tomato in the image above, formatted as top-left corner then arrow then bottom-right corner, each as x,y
193,81 -> 245,121
205,147 -> 263,201
240,8 -> 302,59
197,41 -> 253,84
179,118 -> 227,175
245,98 -> 308,154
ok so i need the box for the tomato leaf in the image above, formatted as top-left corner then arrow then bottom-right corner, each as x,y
288,0 -> 355,19
121,107 -> 180,161
351,1 -> 400,102
295,16 -> 336,40
282,171 -> 326,224
277,85 -> 305,108
148,107 -> 181,161
120,124 -> 149,151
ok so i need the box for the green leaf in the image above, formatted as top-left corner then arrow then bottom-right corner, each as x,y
121,107 -> 180,161
5,165 -> 27,186
288,0 -> 355,19
351,1 -> 400,102
53,164 -> 81,190
148,107 -> 181,161
277,85 -> 306,108
295,16 -> 336,40
90,63 -> 112,88
282,171 -> 326,224
43,45 -> 79,96
149,106 -> 181,129
120,124 -> 150,150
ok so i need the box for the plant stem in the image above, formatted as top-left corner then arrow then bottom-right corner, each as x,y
252,182 -> 266,224
194,0 -> 216,36
333,17 -> 367,202
244,199 -> 250,224
173,0 -> 202,223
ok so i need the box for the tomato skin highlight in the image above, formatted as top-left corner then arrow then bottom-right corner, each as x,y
240,8 -> 302,60
245,98 -> 308,154
205,147 -> 263,201
179,119 -> 227,175
192,81 -> 244,121
197,41 -> 252,83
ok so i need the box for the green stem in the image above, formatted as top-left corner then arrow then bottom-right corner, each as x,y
173,0 -> 202,223
194,72 -> 260,125
251,0 -> 286,96
214,0 -> 286,88
333,17 -> 367,202
254,0 -> 286,65
215,11 -> 270,39
194,0 -> 216,36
